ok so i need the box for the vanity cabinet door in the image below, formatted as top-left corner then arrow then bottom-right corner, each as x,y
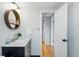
25,40 -> 31,57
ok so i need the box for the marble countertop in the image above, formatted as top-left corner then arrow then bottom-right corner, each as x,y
2,39 -> 30,47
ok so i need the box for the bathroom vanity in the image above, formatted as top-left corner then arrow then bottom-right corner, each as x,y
2,39 -> 31,57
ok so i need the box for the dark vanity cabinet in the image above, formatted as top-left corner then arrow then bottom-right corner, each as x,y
2,39 -> 31,57
2,47 -> 25,57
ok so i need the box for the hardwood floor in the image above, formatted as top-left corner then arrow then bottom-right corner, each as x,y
42,41 -> 54,57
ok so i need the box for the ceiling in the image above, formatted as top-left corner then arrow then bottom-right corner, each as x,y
17,2 -> 64,18
17,2 -> 64,10
1,2 -> 64,10
3,2 -> 64,18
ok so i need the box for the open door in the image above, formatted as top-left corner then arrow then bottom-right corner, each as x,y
54,4 -> 68,57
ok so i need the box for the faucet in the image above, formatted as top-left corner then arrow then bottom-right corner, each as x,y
12,33 -> 22,41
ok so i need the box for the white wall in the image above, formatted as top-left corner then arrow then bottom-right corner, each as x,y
68,3 -> 79,57
0,3 -> 21,55
0,2 -> 40,56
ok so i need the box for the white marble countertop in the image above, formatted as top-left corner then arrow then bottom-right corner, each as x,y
2,39 -> 30,47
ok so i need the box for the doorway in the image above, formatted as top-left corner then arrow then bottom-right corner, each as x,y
41,11 -> 54,57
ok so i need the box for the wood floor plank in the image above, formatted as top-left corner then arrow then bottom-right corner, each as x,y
42,41 -> 54,57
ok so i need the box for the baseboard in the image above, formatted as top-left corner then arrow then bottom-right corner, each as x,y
30,55 -> 40,57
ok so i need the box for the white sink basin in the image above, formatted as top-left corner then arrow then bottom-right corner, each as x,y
2,39 -> 30,47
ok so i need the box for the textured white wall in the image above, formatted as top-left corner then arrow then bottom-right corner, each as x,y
0,2 -> 41,55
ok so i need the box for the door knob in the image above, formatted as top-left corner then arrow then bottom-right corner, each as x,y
62,39 -> 68,42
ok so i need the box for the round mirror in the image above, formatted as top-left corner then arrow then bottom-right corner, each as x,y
4,9 -> 20,30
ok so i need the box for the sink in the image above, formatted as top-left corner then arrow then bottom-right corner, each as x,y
3,39 -> 30,47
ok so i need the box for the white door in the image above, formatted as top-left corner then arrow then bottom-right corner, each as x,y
54,4 -> 68,57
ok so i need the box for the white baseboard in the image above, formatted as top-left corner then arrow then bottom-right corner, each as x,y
45,41 -> 54,46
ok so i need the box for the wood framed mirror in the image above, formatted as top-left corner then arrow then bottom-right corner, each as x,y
4,9 -> 20,30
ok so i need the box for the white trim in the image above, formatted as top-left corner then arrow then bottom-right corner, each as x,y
40,10 -> 55,14
40,10 -> 42,57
